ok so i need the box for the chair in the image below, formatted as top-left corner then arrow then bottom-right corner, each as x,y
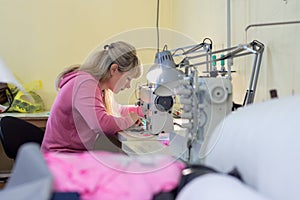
0,116 -> 44,159
0,116 -> 44,182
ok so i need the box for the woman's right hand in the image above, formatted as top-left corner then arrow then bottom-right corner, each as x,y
129,112 -> 142,125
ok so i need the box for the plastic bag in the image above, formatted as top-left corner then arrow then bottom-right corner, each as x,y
0,82 -> 14,112
9,80 -> 45,113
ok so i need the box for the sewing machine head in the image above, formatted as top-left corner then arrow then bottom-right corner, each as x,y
137,85 -> 175,134
136,49 -> 184,135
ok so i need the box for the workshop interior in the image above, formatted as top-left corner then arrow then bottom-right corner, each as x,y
0,0 -> 299,200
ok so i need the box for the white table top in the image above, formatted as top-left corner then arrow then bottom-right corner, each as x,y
117,120 -> 189,161
0,111 -> 49,118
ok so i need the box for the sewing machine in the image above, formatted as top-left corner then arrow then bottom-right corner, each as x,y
135,40 -> 264,163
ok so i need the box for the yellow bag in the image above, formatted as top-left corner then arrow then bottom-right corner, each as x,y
9,80 -> 45,113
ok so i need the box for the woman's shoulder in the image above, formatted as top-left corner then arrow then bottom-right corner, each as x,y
73,71 -> 101,92
77,71 -> 95,79
73,71 -> 98,84
59,70 -> 99,91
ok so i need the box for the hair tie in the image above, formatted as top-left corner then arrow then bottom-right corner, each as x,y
104,44 -> 110,50
104,44 -> 113,50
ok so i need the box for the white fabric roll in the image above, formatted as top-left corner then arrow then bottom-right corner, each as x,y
204,95 -> 300,200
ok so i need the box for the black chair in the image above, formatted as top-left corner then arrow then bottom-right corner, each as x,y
0,116 -> 44,182
0,116 -> 44,160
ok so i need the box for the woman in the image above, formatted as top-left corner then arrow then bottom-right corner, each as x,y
41,41 -> 143,153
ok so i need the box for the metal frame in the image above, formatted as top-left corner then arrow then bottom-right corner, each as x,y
172,40 -> 265,105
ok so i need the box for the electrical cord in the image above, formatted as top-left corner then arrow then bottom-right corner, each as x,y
156,0 -> 160,53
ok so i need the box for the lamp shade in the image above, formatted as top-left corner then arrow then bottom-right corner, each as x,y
147,50 -> 183,96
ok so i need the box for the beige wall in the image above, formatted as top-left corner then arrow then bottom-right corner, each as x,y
0,0 -> 299,109
172,0 -> 300,104
0,0 -> 173,109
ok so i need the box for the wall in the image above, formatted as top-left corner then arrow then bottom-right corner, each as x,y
0,0 -> 173,109
0,0 -> 300,109
232,0 -> 300,102
0,0 -> 299,110
172,0 -> 300,104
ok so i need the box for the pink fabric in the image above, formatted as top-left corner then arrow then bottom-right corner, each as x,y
44,151 -> 185,200
41,71 -> 143,153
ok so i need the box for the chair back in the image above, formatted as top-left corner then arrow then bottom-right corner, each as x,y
0,116 -> 44,159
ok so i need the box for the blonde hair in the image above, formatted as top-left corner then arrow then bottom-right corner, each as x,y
56,41 -> 142,114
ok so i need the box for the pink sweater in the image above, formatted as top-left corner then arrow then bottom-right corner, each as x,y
41,71 -> 143,153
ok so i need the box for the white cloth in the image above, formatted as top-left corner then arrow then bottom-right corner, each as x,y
204,95 -> 300,200
176,174 -> 270,200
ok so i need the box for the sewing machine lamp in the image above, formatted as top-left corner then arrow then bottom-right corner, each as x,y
146,50 -> 183,96
137,50 -> 183,134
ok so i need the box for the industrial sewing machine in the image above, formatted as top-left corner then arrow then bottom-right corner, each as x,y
137,84 -> 175,134
137,39 -> 264,163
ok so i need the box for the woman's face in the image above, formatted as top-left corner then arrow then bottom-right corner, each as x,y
107,64 -> 134,93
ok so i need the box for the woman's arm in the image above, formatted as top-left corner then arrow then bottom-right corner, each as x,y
73,78 -> 136,135
119,105 -> 144,117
